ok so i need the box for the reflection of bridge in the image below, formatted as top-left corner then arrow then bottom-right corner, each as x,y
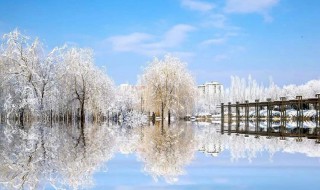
220,94 -> 320,142
222,128 -> 318,140
195,123 -> 320,161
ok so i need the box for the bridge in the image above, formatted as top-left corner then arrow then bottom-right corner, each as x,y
220,94 -> 320,142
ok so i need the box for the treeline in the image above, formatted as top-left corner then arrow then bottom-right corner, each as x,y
225,75 -> 320,103
0,30 -> 114,124
0,30 -> 197,125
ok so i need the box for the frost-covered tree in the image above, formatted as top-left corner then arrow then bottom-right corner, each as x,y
280,80 -> 320,99
0,55 -> 6,119
0,29 -> 60,120
0,29 -> 115,123
221,75 -> 319,105
57,47 -> 114,123
111,84 -> 140,121
141,55 -> 195,121
226,75 -> 265,103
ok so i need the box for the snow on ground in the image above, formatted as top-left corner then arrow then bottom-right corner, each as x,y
123,111 -> 148,127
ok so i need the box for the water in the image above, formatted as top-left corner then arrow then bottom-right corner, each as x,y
0,121 -> 320,189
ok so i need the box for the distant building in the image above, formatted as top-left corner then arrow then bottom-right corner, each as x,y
198,85 -> 206,97
119,84 -> 132,91
119,83 -> 146,111
119,84 -> 145,92
198,81 -> 223,98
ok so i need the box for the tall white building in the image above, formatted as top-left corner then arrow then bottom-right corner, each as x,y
198,81 -> 223,98
196,81 -> 223,114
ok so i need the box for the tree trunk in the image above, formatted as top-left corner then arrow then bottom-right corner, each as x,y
19,108 -> 24,126
161,102 -> 164,127
152,112 -> 155,124
80,101 -> 85,125
50,109 -> 53,126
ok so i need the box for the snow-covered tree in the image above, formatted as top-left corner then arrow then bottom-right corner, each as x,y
0,29 -> 58,120
226,75 -> 266,103
0,29 -> 115,123
221,75 -> 319,105
141,55 -> 195,120
111,84 -> 140,121
57,47 -> 114,123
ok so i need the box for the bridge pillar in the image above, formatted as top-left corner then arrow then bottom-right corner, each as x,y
316,94 -> 320,143
221,103 -> 224,134
228,102 -> 232,135
236,102 -> 240,134
296,96 -> 303,142
255,99 -> 260,138
245,100 -> 249,137
266,98 -> 272,137
280,97 -> 287,140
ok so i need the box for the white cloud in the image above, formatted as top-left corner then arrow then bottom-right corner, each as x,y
200,31 -> 239,47
201,37 -> 226,46
225,0 -> 279,21
225,0 -> 279,13
181,0 -> 215,12
107,24 -> 196,56
202,14 -> 227,28
201,13 -> 241,30
162,24 -> 195,47
108,33 -> 153,52
171,51 -> 195,61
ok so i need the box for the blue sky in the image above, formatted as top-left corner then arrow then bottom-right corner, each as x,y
1,0 -> 320,86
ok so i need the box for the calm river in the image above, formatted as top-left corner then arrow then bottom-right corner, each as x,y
0,121 -> 319,189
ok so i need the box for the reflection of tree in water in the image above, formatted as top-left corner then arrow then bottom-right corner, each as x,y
195,123 -> 224,157
0,123 -> 53,189
0,122 -> 116,190
1,121 -> 320,189
195,123 -> 320,162
137,122 -> 196,183
114,125 -> 141,155
55,123 -> 116,189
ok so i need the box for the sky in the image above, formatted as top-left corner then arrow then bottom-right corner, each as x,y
0,0 -> 320,86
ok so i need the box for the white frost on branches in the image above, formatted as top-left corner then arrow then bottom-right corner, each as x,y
0,29 -> 115,120
141,55 -> 196,118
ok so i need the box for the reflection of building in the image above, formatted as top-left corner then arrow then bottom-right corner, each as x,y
198,81 -> 223,98
205,144 -> 223,157
198,143 -> 223,157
